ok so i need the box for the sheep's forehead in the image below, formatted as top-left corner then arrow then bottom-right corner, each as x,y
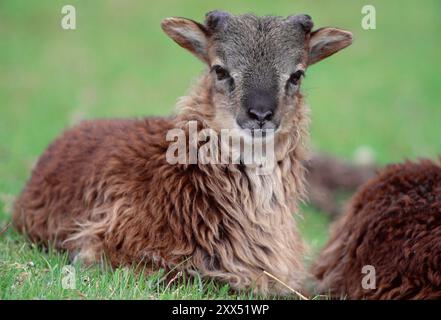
211,15 -> 308,73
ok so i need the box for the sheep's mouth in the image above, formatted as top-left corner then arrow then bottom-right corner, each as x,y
236,119 -> 280,133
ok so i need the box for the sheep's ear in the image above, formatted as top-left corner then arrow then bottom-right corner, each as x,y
161,17 -> 209,63
308,28 -> 353,65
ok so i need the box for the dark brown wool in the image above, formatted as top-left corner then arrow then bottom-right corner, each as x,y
312,159 -> 441,299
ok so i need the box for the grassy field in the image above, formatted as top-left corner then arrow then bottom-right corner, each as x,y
1,0 -> 440,299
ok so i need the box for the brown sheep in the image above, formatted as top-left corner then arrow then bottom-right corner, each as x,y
312,159 -> 441,299
12,11 -> 352,296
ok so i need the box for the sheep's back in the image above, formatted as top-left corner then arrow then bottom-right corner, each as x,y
312,159 -> 441,299
12,116 -> 174,248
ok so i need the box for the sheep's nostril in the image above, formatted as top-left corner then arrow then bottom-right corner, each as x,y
263,111 -> 273,121
248,109 -> 273,123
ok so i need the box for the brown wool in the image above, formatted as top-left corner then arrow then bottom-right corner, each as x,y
312,159 -> 441,299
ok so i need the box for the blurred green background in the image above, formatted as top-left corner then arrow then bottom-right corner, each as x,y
0,0 -> 440,299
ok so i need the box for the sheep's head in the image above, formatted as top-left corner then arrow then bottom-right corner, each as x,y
162,11 -> 352,135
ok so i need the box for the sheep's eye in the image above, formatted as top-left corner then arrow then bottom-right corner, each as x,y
288,70 -> 305,86
212,65 -> 230,81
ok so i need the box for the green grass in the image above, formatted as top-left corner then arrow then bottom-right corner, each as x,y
1,0 -> 440,299
0,230 -> 267,299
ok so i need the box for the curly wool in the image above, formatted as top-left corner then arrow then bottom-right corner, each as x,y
312,159 -> 441,299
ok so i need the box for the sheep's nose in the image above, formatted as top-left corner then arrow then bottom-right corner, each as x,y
248,109 -> 273,124
243,87 -> 277,127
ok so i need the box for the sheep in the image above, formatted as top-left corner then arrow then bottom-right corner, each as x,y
12,11 -> 352,296
312,159 -> 441,299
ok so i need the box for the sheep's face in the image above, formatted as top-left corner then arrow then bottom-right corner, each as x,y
162,11 -> 352,135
